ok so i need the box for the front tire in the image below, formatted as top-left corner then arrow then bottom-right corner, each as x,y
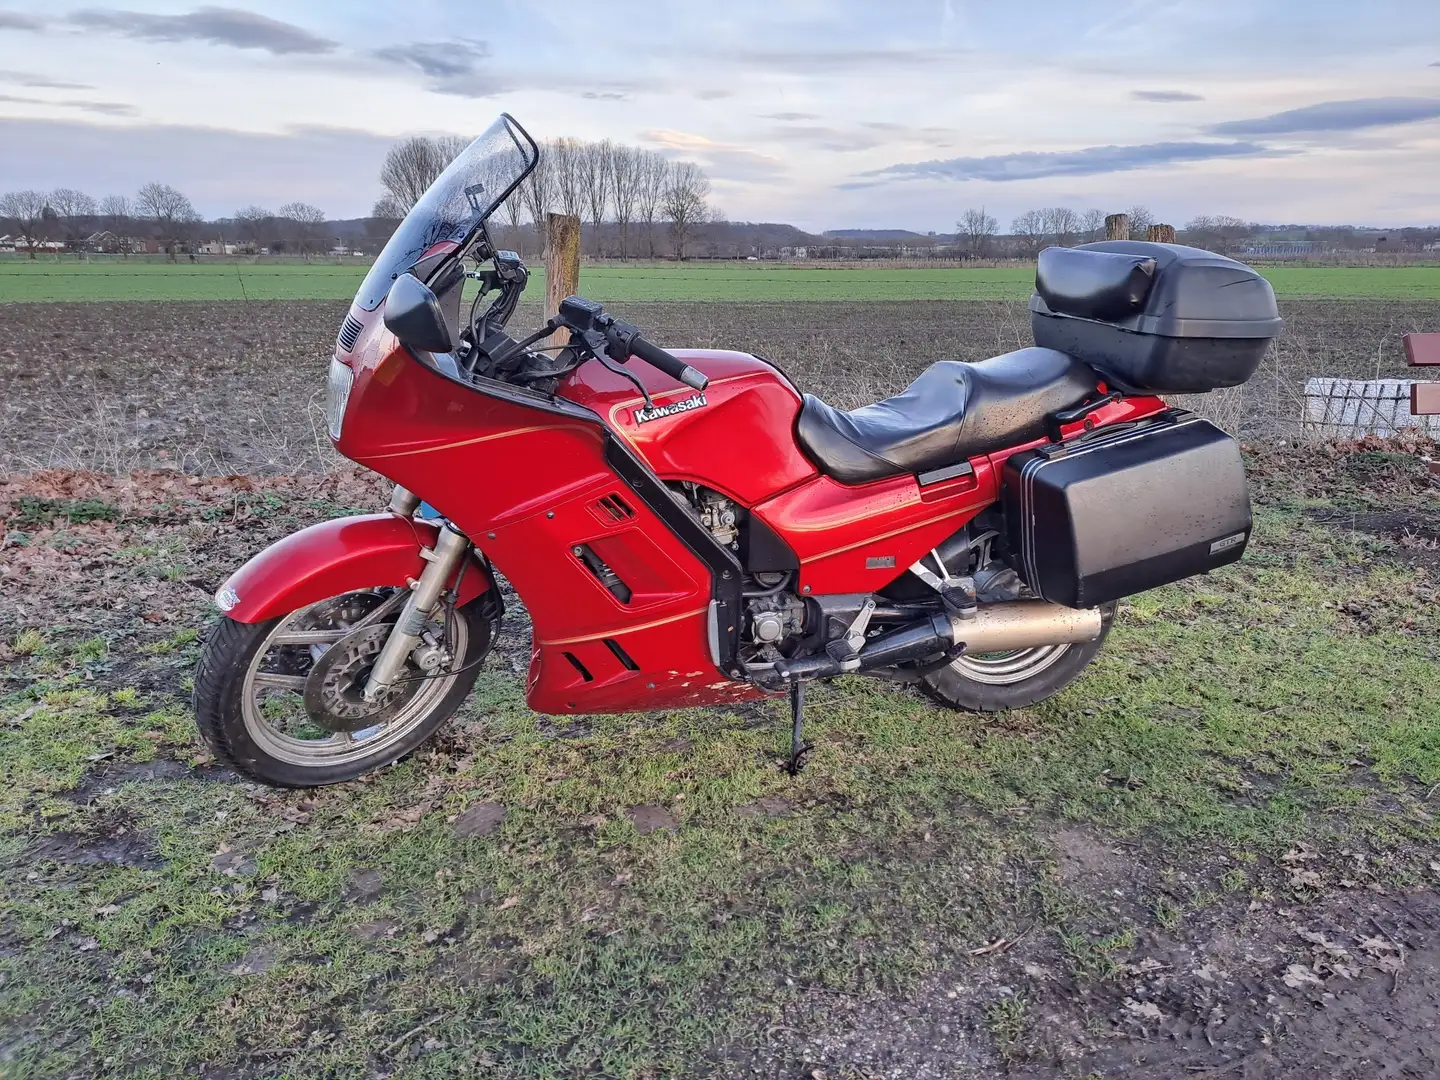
194,590 -> 492,787
921,602 -> 1116,712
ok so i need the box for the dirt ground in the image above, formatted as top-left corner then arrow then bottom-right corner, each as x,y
2,301 -> 1439,1079
1,299 -> 1434,474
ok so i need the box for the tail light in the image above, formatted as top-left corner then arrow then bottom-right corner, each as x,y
326,357 -> 354,440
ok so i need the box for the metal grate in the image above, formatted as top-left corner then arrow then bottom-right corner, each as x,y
1302,378 -> 1440,439
336,314 -> 364,353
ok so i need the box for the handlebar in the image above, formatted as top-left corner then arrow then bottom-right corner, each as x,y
553,295 -> 708,392
620,331 -> 709,392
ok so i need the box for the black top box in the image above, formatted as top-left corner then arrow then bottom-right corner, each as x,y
1029,242 -> 1283,395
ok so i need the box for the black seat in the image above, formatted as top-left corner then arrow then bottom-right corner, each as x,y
796,347 -> 1097,485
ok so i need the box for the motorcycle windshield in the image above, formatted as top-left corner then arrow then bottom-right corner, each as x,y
355,114 -> 537,311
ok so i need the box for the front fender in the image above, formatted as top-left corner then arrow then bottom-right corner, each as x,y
215,514 -> 492,624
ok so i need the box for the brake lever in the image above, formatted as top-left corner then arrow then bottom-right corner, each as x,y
586,330 -> 655,409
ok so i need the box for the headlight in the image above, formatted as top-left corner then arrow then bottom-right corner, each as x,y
326,357 -> 354,441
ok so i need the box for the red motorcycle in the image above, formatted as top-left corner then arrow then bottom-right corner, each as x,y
195,115 -> 1282,787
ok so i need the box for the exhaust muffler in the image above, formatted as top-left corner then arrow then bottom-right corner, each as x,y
774,599 -> 1105,683
948,600 -> 1103,652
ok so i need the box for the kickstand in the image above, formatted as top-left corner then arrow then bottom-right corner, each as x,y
783,680 -> 814,776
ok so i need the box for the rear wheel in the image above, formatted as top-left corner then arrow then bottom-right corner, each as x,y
194,588 -> 492,787
921,602 -> 1116,712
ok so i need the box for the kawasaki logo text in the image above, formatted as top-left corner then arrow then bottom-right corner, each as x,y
634,394 -> 707,424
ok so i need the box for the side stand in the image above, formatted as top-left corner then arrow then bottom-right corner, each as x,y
784,680 -> 814,776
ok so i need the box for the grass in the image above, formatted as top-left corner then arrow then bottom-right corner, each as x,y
2,256 -> 1439,303
1,447 -> 1438,1075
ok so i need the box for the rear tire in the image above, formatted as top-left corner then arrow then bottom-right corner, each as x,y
921,602 -> 1116,712
194,592 -> 492,787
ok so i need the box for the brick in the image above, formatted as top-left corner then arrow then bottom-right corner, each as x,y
1404,332 -> 1440,366
1411,382 -> 1440,416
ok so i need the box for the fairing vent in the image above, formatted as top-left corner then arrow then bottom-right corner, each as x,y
336,314 -> 364,354
594,493 -> 636,523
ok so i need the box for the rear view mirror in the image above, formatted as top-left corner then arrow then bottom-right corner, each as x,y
383,272 -> 455,354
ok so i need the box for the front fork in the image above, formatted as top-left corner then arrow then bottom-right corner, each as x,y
362,489 -> 471,702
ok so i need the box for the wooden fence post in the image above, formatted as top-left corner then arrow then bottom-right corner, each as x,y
1147,224 -> 1176,244
544,213 -> 581,346
1105,213 -> 1129,241
1404,333 -> 1440,473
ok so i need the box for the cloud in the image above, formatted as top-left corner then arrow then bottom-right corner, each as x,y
1132,89 -> 1204,103
0,69 -> 93,90
765,112 -> 820,121
372,39 -> 488,80
868,140 -> 1275,182
67,6 -> 336,55
643,129 -> 786,181
1211,97 -> 1440,136
735,46 -> 970,74
582,91 -> 628,101
0,92 -> 137,116
0,12 -> 43,30
67,100 -> 138,116
0,116 -> 399,216
369,39 -> 522,97
694,89 -> 732,101
772,124 -> 888,152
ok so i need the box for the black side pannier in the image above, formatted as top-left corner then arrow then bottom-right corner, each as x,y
1030,242 -> 1283,394
1002,412 -> 1251,609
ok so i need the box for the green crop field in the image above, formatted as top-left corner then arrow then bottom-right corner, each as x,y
2,255 -> 1438,303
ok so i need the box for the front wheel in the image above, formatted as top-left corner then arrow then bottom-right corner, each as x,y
194,588 -> 493,787
921,602 -> 1116,712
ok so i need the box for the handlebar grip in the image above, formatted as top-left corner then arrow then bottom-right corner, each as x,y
629,335 -> 709,392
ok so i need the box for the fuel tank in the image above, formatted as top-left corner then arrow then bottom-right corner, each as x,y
558,349 -> 819,504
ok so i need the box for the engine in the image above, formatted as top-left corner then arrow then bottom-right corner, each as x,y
746,589 -> 806,647
673,482 -> 809,656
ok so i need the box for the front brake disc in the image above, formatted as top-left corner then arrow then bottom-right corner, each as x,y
301,622 -> 421,733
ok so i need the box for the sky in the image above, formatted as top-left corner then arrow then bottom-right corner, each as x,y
0,0 -> 1438,230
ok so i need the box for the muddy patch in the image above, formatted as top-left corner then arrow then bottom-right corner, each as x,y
28,822 -> 165,869
1306,507 -> 1440,567
67,757 -> 239,804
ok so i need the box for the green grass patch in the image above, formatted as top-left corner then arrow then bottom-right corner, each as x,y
1,452 -> 1438,1076
2,256 -> 1437,303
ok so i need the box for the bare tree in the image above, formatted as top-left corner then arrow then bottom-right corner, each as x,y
1184,214 -> 1253,255
1011,209 -> 1049,257
550,137 -> 587,220
371,194 -> 403,221
636,151 -> 669,259
609,144 -> 641,260
1081,208 -> 1106,243
379,135 -> 469,214
662,161 -> 711,260
500,186 -> 526,253
1043,206 -> 1081,247
278,201 -> 327,257
519,149 -> 554,254
136,182 -> 197,257
48,188 -> 96,253
234,205 -> 272,251
581,139 -> 613,257
96,195 -> 133,253
957,207 -> 997,257
0,189 -> 49,258
1126,204 -> 1155,241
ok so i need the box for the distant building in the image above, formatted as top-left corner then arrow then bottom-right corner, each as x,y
1241,239 -> 1324,257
